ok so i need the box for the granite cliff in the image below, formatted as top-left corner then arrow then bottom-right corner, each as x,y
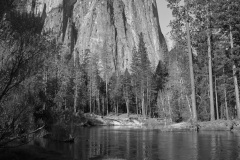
23,0 -> 167,74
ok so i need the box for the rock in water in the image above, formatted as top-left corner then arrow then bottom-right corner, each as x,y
21,0 -> 167,74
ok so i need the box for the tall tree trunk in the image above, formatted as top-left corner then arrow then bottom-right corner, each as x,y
168,95 -> 172,123
149,104 -> 152,117
126,99 -> 129,117
142,87 -> 145,118
215,77 -> 219,120
161,94 -> 165,117
73,27 -> 78,114
74,84 -> 78,113
186,95 -> 192,118
136,96 -> 138,115
97,90 -> 100,114
106,76 -> 108,115
102,96 -> 105,116
186,15 -> 197,121
230,26 -> 240,119
135,81 -> 138,115
208,33 -> 215,121
207,3 -> 215,121
93,97 -> 96,113
147,77 -> 151,117
224,69 -> 229,120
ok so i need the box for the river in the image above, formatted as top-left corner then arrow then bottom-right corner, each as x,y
34,126 -> 240,160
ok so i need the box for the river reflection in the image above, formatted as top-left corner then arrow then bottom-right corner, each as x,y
34,127 -> 240,160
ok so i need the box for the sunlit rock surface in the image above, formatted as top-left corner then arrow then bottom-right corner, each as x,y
21,0 -> 167,74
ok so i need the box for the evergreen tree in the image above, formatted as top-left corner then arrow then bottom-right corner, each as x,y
122,69 -> 132,117
109,72 -> 123,115
100,40 -> 112,115
131,33 -> 152,117
154,61 -> 168,91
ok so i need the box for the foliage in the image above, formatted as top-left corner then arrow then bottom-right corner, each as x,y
0,7 -> 56,146
166,0 -> 240,121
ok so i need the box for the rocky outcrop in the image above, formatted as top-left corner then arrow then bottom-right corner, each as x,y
22,0 -> 167,75
83,113 -> 144,127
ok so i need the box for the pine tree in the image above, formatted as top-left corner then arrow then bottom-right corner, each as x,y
109,72 -> 123,115
100,40 -> 112,115
123,69 -> 132,117
155,61 -> 168,91
131,33 -> 152,117
131,46 -> 140,114
213,0 -> 240,119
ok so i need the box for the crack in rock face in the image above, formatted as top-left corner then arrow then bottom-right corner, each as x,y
21,0 -> 168,75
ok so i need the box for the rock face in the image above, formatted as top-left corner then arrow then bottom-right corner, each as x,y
24,0 -> 167,74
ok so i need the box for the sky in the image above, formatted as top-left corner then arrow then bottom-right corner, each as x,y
156,0 -> 174,48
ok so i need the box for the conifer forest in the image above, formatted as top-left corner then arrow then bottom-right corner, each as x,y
1,0 -> 240,152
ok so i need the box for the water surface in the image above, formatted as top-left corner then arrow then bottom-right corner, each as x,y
34,126 -> 240,160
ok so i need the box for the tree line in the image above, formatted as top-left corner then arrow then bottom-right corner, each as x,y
40,32 -> 170,119
166,0 -> 240,121
0,0 -> 173,142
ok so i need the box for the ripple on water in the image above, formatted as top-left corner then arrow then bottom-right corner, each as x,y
34,127 -> 240,160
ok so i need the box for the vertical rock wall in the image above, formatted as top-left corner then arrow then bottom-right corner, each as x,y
23,0 -> 167,74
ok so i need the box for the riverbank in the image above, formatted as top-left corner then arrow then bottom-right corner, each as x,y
40,113 -> 240,139
198,119 -> 240,131
80,113 -> 240,132
153,119 -> 240,132
2,115 -> 240,160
